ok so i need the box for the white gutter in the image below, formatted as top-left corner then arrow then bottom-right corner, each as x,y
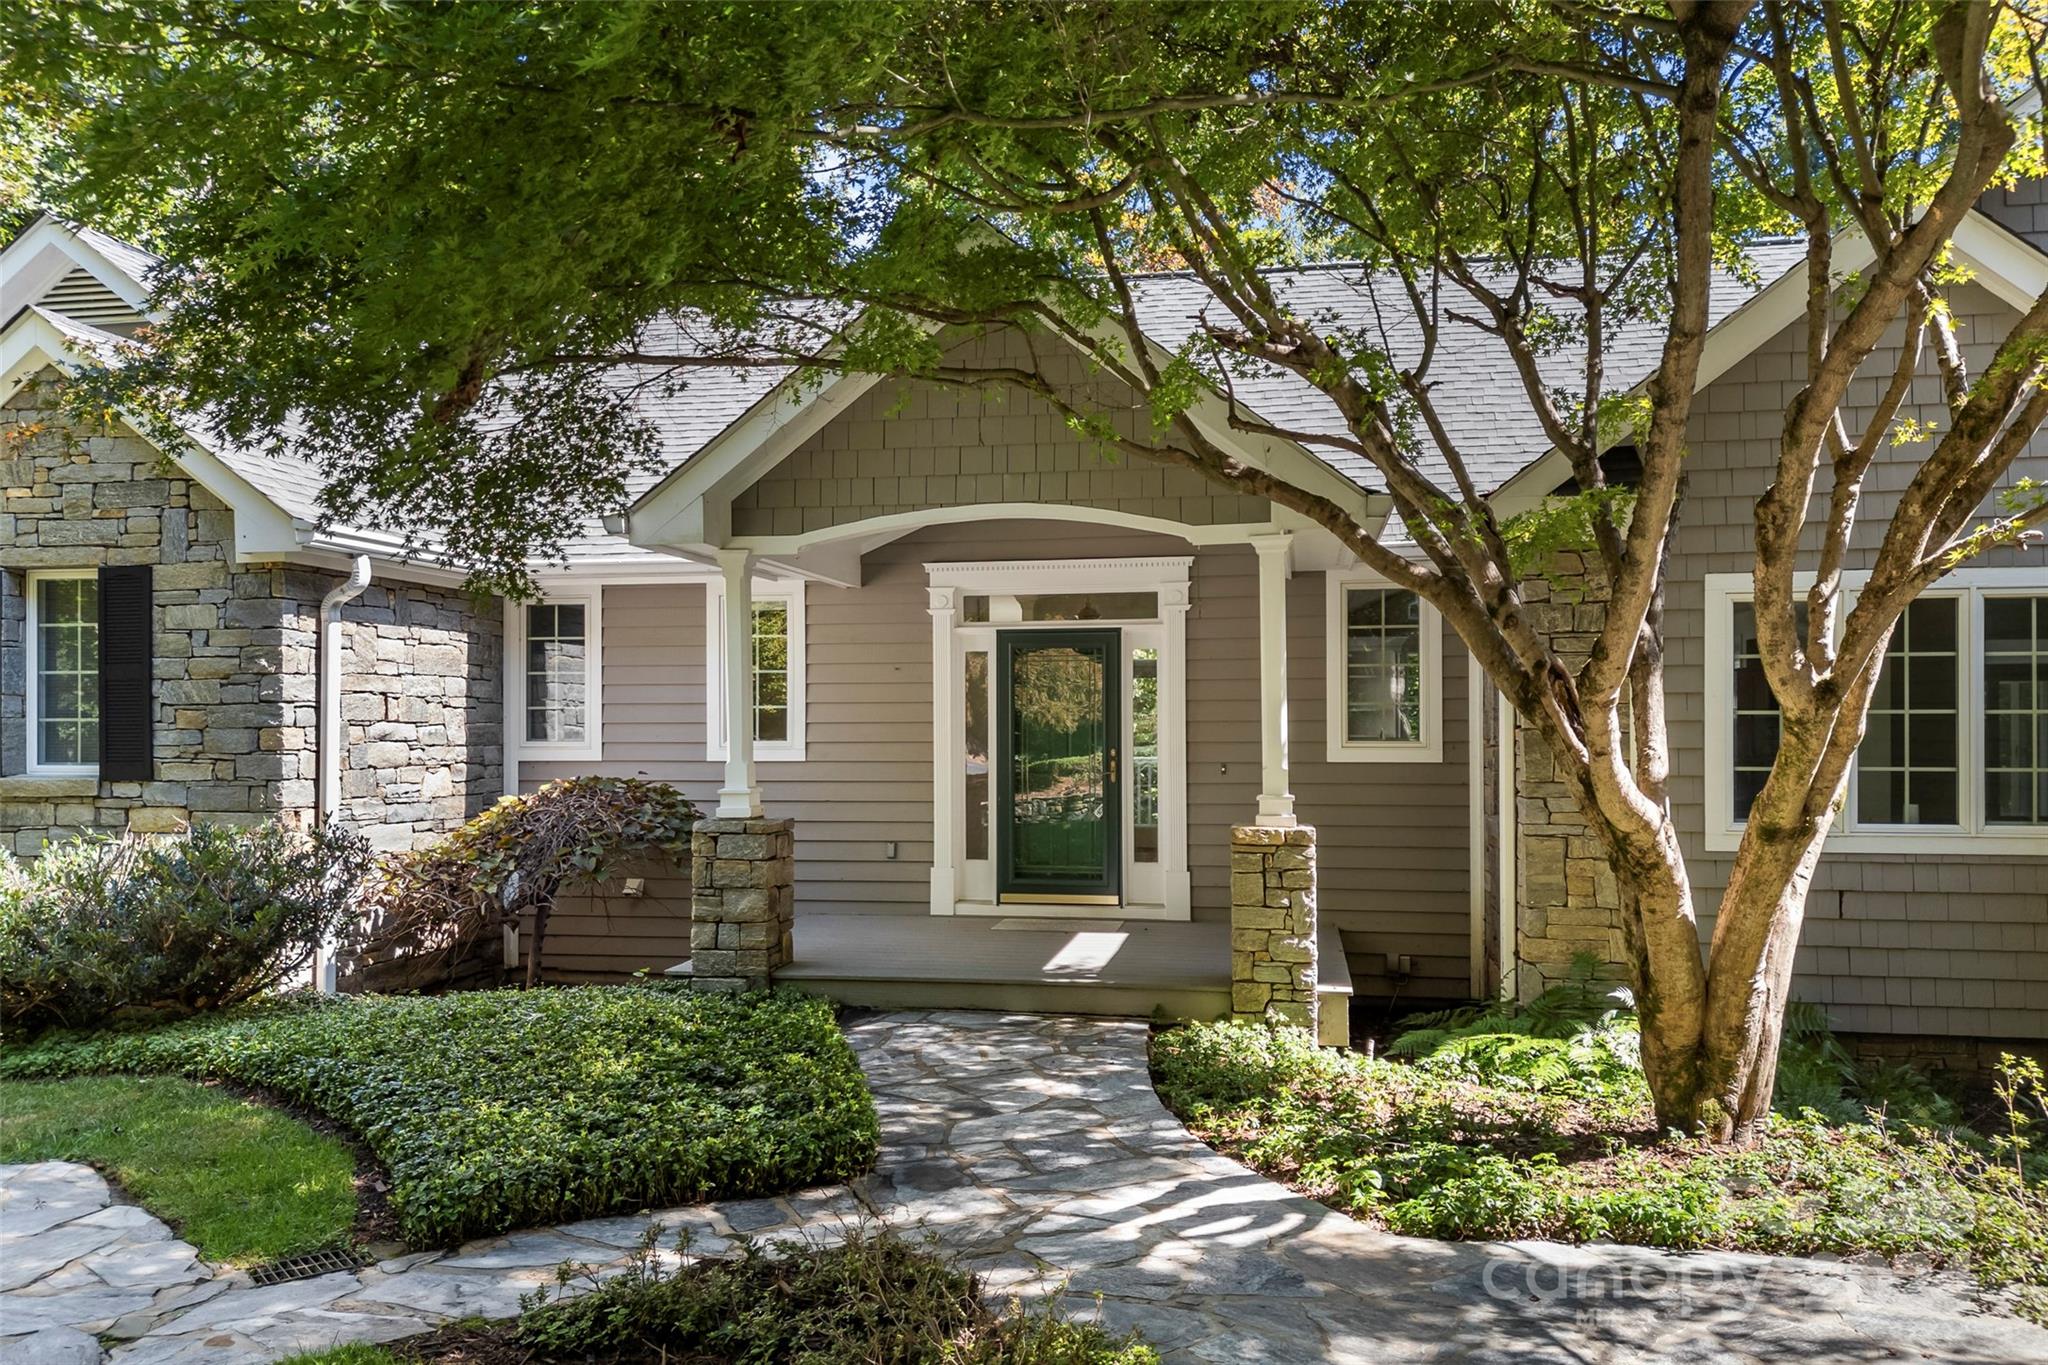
314,554 -> 372,995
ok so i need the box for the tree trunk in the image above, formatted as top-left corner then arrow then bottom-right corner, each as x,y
1696,814 -> 1834,1141
1606,820 -> 1709,1134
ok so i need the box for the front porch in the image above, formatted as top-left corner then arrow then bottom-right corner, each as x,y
669,912 -> 1353,1046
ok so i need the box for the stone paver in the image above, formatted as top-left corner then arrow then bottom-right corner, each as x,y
5,1011 -> 2046,1363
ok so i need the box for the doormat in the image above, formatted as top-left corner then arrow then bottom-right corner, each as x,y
990,917 -> 1125,933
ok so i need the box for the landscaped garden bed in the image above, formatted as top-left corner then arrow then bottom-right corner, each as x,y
1,986 -> 879,1247
1151,974 -> 2048,1324
279,1231 -> 1154,1365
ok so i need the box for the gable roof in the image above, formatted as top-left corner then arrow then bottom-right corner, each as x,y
11,211 -> 2043,571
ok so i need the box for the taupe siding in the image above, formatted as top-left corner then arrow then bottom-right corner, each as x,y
1668,281 -> 2048,1038
1980,177 -> 2048,252
523,519 -> 1475,999
1182,546 -> 1473,999
534,859 -> 694,982
731,330 -> 1271,537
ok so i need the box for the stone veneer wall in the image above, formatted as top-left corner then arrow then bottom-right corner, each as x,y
1513,550 -> 1625,996
328,578 -> 504,851
1,369 -> 501,854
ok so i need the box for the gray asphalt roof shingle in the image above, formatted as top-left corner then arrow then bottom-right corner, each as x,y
1126,242 -> 1808,495
23,227 -> 1807,560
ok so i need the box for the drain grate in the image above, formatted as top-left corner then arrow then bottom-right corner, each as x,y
248,1248 -> 367,1286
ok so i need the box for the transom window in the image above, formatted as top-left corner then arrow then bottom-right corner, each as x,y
1706,572 -> 2048,853
30,572 -> 100,772
1325,576 -> 1443,762
706,579 -> 806,761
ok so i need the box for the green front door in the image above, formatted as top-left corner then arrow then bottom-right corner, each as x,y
996,629 -> 1121,903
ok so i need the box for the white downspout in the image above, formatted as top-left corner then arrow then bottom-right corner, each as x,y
314,555 -> 372,994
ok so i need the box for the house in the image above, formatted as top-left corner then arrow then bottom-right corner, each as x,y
4,198 -> 2046,1054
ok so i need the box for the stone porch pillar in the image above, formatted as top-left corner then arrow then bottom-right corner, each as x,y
688,816 -> 795,991
1230,823 -> 1318,1032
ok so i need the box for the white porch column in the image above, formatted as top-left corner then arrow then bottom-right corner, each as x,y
1252,532 -> 1295,826
926,585 -> 960,915
714,548 -> 763,818
1160,577 -> 1193,916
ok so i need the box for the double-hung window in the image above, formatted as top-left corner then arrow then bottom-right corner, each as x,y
1706,571 -> 2048,853
508,592 -> 601,761
1325,575 -> 1443,762
27,571 -> 100,774
706,579 -> 806,761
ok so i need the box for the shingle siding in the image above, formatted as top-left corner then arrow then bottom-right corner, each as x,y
730,330 -> 1271,536
1666,280 -> 2048,1039
1979,176 -> 2048,252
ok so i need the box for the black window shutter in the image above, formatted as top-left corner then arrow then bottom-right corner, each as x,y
98,564 -> 154,782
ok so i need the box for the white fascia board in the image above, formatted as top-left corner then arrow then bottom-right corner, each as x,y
1,311 -> 301,558
1950,209 -> 2048,311
0,216 -> 154,316
626,354 -> 908,551
1492,209 -> 2046,518
629,313 -> 1369,555
1491,229 -> 1881,518
1086,315 -> 1375,521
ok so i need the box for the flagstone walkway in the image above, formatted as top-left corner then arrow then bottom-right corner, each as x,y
5,1009 -> 2046,1363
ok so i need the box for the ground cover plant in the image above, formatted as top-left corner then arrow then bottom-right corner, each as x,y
277,1229 -> 1153,1365
0,1074 -> 357,1264
0,823 -> 369,1029
0,986 -> 877,1247
1153,979 -> 2048,1325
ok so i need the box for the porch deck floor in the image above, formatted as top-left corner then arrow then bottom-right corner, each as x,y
674,912 -> 1351,1040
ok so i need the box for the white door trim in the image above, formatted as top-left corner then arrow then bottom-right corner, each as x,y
925,556 -> 1193,920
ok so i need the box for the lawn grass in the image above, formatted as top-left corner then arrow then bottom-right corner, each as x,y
0,985 -> 878,1247
0,1074 -> 356,1264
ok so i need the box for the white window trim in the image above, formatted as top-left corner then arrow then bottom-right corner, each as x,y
705,578 -> 806,762
1704,567 -> 2048,856
1325,570 -> 1445,764
24,568 -> 101,777
504,590 -> 603,764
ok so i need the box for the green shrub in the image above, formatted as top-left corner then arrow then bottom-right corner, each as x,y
0,986 -> 877,1246
0,823 -> 369,1030
518,1227 -> 1155,1364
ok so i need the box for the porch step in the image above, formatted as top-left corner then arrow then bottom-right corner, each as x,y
669,913 -> 1352,1045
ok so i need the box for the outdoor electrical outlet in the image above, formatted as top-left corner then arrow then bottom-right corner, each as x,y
1386,953 -> 1414,978
884,841 -> 898,860
621,877 -> 645,897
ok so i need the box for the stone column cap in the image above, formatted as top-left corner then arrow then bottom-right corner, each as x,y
693,816 -> 796,835
1231,823 -> 1316,844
